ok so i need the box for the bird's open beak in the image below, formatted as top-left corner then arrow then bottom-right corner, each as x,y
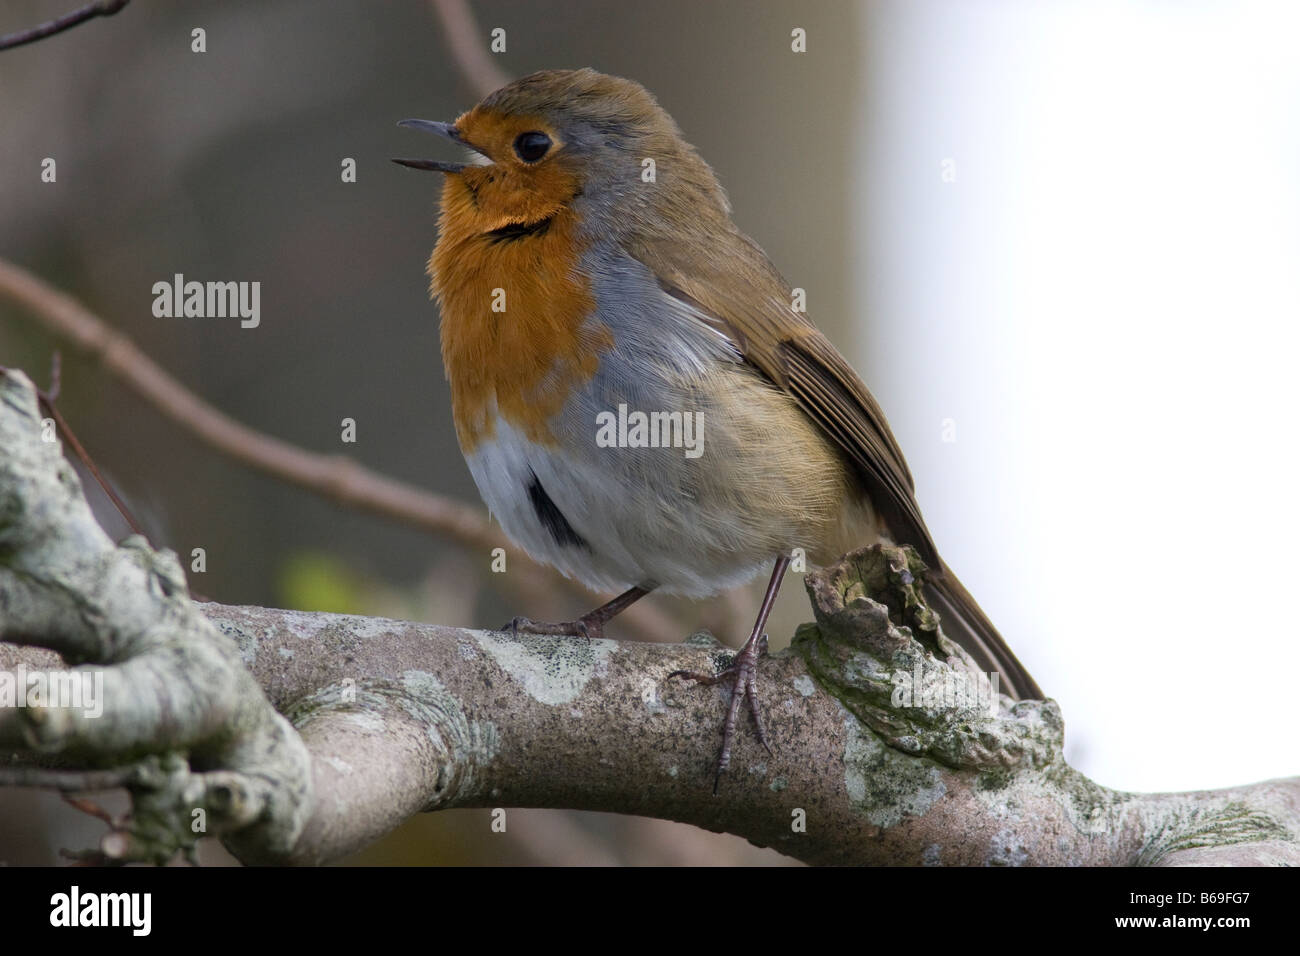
392,119 -> 488,173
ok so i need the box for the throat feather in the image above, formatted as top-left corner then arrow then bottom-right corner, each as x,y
432,204 -> 613,453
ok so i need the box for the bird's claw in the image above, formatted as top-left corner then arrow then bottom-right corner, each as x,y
668,633 -> 771,792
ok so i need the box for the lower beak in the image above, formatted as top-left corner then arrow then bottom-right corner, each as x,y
392,118 -> 487,173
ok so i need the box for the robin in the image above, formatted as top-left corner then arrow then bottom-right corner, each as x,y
396,68 -> 1042,789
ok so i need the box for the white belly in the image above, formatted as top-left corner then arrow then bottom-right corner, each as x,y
466,419 -> 770,598
463,362 -> 857,598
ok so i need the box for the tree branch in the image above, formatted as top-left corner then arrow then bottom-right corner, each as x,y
2,366 -> 1296,864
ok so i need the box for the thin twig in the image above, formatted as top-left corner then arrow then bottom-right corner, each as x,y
61,793 -> 119,826
0,260 -> 518,553
428,0 -> 511,99
0,0 -> 129,52
37,390 -> 145,537
34,352 -> 147,537
0,765 -> 139,791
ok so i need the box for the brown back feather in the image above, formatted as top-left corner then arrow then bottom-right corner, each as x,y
628,228 -> 1042,700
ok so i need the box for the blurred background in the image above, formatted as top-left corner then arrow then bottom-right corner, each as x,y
1,0 -> 1296,864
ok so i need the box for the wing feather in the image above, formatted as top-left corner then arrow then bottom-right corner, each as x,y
640,234 -> 939,567
628,231 -> 1043,700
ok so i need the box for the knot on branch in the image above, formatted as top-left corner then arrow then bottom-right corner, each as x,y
794,544 -> 1063,771
281,672 -> 499,812
120,534 -> 189,600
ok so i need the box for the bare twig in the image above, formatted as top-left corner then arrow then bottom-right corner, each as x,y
428,0 -> 511,98
0,256 -> 501,546
34,373 -> 146,538
1,352 -> 147,536
0,766 -> 139,792
0,0 -> 129,52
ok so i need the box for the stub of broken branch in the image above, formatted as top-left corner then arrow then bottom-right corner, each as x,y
797,546 -> 1063,771
2,364 -> 1299,865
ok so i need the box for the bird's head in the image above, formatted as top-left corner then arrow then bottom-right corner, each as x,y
395,68 -> 730,240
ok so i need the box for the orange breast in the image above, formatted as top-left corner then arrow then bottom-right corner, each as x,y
430,181 -> 613,453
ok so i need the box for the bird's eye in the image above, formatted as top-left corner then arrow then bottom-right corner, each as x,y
513,131 -> 552,163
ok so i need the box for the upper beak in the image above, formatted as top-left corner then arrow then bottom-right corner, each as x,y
392,118 -> 488,173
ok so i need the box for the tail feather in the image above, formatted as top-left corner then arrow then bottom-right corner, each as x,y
924,560 -> 1043,702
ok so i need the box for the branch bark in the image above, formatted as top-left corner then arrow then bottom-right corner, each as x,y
2,367 -> 1297,865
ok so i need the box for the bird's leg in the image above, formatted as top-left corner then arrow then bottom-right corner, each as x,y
668,553 -> 791,792
504,585 -> 650,640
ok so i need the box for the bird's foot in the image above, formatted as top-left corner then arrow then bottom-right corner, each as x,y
501,615 -> 603,640
667,633 -> 771,793
499,586 -> 650,642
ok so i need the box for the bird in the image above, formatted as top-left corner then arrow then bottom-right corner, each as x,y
395,68 -> 1042,789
